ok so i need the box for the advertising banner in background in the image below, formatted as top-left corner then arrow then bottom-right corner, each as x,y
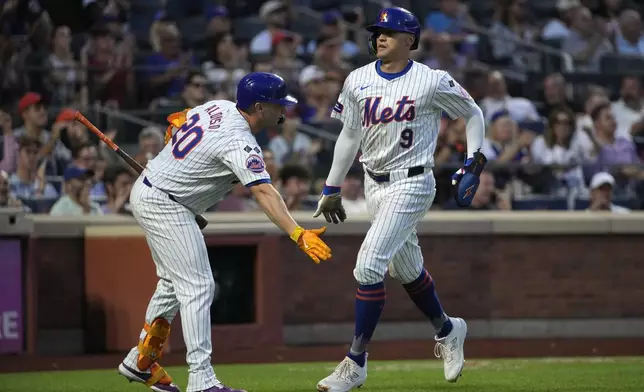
0,239 -> 23,354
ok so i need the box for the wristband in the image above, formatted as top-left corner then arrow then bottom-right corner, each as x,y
290,226 -> 305,242
322,184 -> 341,195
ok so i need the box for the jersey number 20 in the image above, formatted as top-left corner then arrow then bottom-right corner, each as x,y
172,113 -> 204,159
400,128 -> 414,149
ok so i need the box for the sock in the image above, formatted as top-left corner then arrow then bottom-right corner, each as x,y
347,282 -> 386,367
403,269 -> 453,338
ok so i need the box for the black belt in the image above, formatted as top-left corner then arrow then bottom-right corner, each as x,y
143,176 -> 179,203
366,166 -> 425,183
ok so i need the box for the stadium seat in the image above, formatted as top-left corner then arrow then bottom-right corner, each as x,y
600,54 -> 644,74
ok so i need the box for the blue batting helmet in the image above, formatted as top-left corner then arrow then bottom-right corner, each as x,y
366,7 -> 421,53
236,72 -> 298,111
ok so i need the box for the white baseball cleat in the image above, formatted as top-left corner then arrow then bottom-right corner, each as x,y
434,317 -> 467,382
317,355 -> 367,392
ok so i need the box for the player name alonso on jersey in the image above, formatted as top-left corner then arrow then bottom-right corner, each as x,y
331,60 -> 473,172
145,100 -> 271,215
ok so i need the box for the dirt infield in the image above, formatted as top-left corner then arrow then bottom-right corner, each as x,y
2,338 -> 644,373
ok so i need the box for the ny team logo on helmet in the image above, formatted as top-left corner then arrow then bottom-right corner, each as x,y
236,72 -> 298,111
366,7 -> 421,54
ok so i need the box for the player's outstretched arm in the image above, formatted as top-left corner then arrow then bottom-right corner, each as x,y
433,73 -> 487,207
249,182 -> 332,263
313,124 -> 361,223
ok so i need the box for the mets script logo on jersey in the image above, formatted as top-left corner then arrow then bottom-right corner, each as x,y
246,154 -> 265,173
362,96 -> 416,127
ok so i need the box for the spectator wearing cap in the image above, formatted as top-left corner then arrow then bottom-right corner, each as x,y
289,65 -> 334,125
615,9 -> 644,55
313,34 -> 351,72
69,142 -> 106,201
0,109 -> 18,173
13,92 -> 72,176
144,22 -> 197,99
562,7 -> 613,73
202,33 -> 247,99
9,137 -> 58,200
250,0 -> 290,55
481,110 -> 534,163
50,166 -> 103,216
541,0 -> 582,40
306,10 -> 360,58
587,172 -> 630,213
101,164 -> 134,214
206,5 -> 231,36
271,31 -> 305,89
480,71 -> 539,123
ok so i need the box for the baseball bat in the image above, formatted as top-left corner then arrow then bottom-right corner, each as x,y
74,111 -> 209,230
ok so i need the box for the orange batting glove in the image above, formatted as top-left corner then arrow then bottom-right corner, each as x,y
290,226 -> 332,264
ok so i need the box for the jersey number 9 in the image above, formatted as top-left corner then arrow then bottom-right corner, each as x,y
400,128 -> 414,149
172,113 -> 204,159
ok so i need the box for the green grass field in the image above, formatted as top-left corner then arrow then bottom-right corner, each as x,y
2,357 -> 643,392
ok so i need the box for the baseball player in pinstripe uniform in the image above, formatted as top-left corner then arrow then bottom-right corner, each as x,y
117,72 -> 332,392
313,7 -> 487,392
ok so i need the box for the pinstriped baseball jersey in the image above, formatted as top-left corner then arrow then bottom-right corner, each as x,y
332,60 -> 474,172
145,100 -> 270,215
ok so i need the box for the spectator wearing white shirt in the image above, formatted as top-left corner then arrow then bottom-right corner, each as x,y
341,168 -> 368,215
586,171 -> 630,213
531,107 -> 587,192
541,0 -> 581,40
611,76 -> 644,139
249,0 -> 290,55
480,71 -> 540,123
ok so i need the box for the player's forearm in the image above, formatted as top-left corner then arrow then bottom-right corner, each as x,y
463,104 -> 485,158
252,183 -> 299,235
325,126 -> 361,187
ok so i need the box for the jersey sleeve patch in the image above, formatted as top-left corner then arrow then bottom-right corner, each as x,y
245,154 -> 266,173
333,102 -> 344,114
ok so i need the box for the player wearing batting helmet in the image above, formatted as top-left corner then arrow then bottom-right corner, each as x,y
236,72 -> 297,126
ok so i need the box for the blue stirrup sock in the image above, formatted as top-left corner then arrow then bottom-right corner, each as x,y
403,269 -> 452,338
347,281 -> 386,367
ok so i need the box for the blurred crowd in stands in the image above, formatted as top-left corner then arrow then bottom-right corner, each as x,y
1,0 -> 644,216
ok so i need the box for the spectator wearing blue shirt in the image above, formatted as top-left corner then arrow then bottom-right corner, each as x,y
145,23 -> 197,99
306,10 -> 360,59
9,136 -> 58,201
615,9 -> 644,56
424,0 -> 478,55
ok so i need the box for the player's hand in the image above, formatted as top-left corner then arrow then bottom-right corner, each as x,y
313,185 -> 347,224
290,226 -> 332,264
451,151 -> 487,207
